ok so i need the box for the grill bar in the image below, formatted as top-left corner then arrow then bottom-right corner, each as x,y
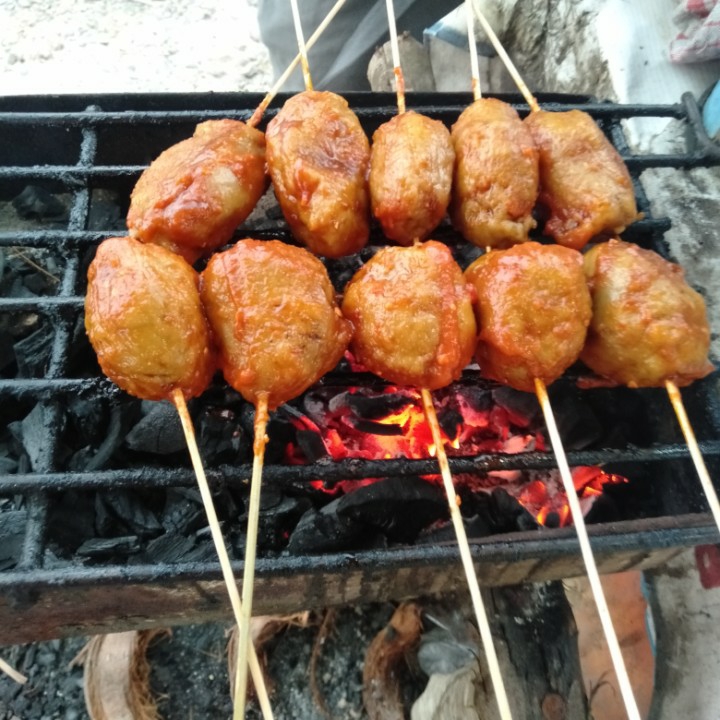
2,441 -> 719,494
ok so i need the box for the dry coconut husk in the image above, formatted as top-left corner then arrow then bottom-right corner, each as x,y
227,612 -> 312,701
71,629 -> 169,720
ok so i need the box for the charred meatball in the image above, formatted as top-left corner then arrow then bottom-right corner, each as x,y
342,241 -> 477,390
200,239 -> 352,409
451,98 -> 539,249
127,119 -> 267,264
464,242 -> 592,392
265,91 -> 370,258
581,239 -> 714,388
524,110 -> 640,250
85,236 -> 215,401
369,110 -> 455,245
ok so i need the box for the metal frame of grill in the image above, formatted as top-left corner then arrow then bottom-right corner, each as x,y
1,91 -> 719,645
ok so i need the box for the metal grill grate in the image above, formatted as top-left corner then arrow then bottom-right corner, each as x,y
1,91 -> 720,643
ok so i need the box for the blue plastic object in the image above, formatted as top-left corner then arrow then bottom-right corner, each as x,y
702,78 -> 720,141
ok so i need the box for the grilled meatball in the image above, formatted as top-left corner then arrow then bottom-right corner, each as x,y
265,91 -> 370,258
369,111 -> 455,245
524,110 -> 640,250
342,241 -> 476,390
85,237 -> 215,401
464,242 -> 591,393
127,119 -> 267,264
581,239 -> 714,388
450,98 -> 539,249
200,239 -> 352,409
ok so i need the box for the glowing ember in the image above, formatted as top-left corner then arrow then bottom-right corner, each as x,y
285,385 -> 628,527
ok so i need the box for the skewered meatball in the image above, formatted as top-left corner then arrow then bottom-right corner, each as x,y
369,110 -> 455,245
450,98 -> 539,249
581,239 -> 714,388
265,91 -> 370,258
342,241 -> 476,390
200,239 -> 352,409
464,242 -> 592,393
85,236 -> 215,401
127,119 -> 267,264
524,110 -> 640,250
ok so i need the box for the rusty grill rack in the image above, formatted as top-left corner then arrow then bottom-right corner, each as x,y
1,91 -> 720,643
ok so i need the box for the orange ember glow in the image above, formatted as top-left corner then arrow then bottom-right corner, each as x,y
285,385 -> 629,525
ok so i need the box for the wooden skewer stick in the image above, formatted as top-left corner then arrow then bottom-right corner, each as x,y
666,379 -> 720,533
0,657 -> 27,685
247,0 -> 347,127
420,388 -> 514,720
171,389 -> 274,720
384,0 -> 406,114
234,393 -> 271,719
470,0 -> 540,112
465,0 -> 482,101
534,378 -> 641,720
290,0 -> 313,91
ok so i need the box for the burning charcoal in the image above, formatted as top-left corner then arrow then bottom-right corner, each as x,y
76,536 -> 141,559
416,514 -> 493,545
344,391 -> 415,420
12,185 -> 68,221
125,401 -> 185,455
350,418 -> 405,436
287,498 -> 371,555
197,406 -> 247,465
161,489 -> 205,535
99,490 -> 163,538
491,386 -> 540,427
337,477 -> 447,543
0,510 -> 26,571
490,488 -> 538,533
264,414 -> 298,464
295,428 -> 328,462
14,324 -> 53,378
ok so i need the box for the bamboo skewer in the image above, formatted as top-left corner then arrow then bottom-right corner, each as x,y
289,0 -> 313,91
234,393 -> 271,718
0,657 -> 27,685
377,3 -> 513,713
470,0 -> 540,112
666,380 -> 720,533
171,389 -> 273,720
420,389 -> 514,720
465,0 -> 482,102
247,0 -> 347,128
534,379 -> 641,720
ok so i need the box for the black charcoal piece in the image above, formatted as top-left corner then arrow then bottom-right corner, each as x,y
14,324 -> 53,378
551,392 -> 602,450
287,498 -> 369,554
76,536 -> 141,559
197,406 -> 247,465
12,185 -> 67,221
0,510 -> 27,571
100,490 -> 163,538
489,488 -> 537,533
19,403 -> 65,471
492,386 -> 540,426
416,514 -> 493,545
337,477 -> 447,543
295,428 -> 328,462
161,489 -> 205,535
125,401 -> 185,455
0,329 -> 15,372
46,492 -> 97,554
145,533 -> 196,563
258,494 -> 311,551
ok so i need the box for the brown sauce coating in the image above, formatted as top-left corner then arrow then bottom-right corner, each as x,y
464,242 -> 591,393
450,98 -> 539,249
369,111 -> 455,245
85,237 -> 215,401
127,119 -> 267,264
342,241 -> 477,390
524,110 -> 640,250
265,91 -> 370,258
200,239 -> 352,409
581,239 -> 714,388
